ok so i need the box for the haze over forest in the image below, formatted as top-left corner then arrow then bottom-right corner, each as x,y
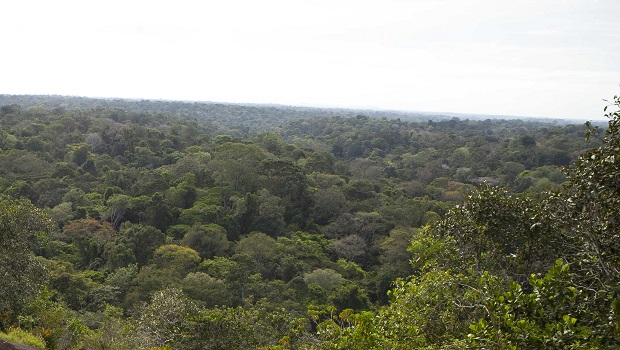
0,94 -> 605,126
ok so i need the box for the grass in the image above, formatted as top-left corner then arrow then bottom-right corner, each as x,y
0,327 -> 46,349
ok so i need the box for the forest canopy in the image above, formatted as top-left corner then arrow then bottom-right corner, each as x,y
0,94 -> 617,349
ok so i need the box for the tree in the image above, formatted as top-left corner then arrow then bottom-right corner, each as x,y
332,234 -> 367,263
209,142 -> 266,193
105,264 -> 138,299
103,194 -> 132,229
537,95 -> 620,344
118,223 -> 166,266
83,304 -> 140,350
312,187 -> 348,225
85,132 -> 106,153
329,282 -> 371,312
303,268 -> 344,291
235,232 -> 277,265
557,95 -> 620,282
311,309 -> 385,350
181,300 -> 296,349
151,244 -> 201,273
252,189 -> 286,236
375,227 -> 417,302
137,288 -> 195,348
180,272 -> 229,307
0,195 -> 54,319
431,184 -> 553,279
61,217 -> 116,270
463,260 -> 599,349
258,158 -> 311,223
181,223 -> 230,259
374,96 -> 620,348
68,142 -> 92,166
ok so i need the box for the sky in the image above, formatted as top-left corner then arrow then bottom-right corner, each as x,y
1,0 -> 619,120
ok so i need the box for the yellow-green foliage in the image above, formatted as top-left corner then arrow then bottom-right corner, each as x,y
0,327 -> 47,349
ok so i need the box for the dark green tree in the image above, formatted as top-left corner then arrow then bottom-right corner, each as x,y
181,223 -> 230,259
0,195 -> 54,322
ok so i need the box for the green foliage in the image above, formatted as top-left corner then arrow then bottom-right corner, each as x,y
104,194 -> 132,228
235,231 -> 278,263
312,309 -> 385,350
464,260 -> 596,349
83,304 -> 140,350
151,244 -> 200,272
180,223 -> 229,259
431,184 -> 554,279
180,272 -> 229,307
137,288 -> 196,348
119,223 -> 166,266
209,142 -> 266,192
329,282 -> 371,312
558,95 -> 620,281
0,195 -> 54,319
0,94 -> 614,348
24,289 -> 83,350
180,300 -> 299,350
60,217 -> 116,270
304,269 -> 344,291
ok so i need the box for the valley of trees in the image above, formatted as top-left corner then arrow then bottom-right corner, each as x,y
0,94 -> 617,349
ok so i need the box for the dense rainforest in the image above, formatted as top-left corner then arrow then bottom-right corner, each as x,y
0,94 -> 617,349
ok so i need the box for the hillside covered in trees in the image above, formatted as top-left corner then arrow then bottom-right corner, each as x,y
0,94 -> 617,349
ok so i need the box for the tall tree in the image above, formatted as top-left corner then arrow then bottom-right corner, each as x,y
0,195 -> 54,320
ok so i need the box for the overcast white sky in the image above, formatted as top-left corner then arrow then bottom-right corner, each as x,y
1,0 -> 619,119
